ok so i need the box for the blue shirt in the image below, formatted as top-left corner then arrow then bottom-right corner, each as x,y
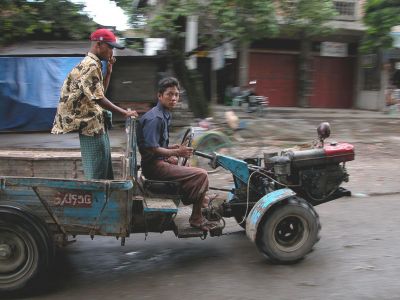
137,102 -> 171,163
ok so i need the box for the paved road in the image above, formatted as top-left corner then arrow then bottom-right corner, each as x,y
4,194 -> 400,300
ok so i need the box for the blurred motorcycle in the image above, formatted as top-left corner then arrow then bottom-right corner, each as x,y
232,80 -> 269,116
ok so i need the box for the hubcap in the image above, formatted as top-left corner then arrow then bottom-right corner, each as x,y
0,230 -> 28,274
0,222 -> 40,289
274,215 -> 309,252
0,244 -> 12,260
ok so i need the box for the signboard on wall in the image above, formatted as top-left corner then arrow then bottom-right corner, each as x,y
144,38 -> 166,56
211,46 -> 225,70
390,26 -> 400,48
321,42 -> 348,57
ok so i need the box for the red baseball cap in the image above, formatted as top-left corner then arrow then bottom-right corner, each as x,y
90,28 -> 125,49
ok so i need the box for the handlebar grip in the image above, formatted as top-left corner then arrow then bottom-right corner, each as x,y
194,150 -> 214,160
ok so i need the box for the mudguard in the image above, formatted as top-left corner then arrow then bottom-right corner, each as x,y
246,188 -> 296,242
192,130 -> 232,149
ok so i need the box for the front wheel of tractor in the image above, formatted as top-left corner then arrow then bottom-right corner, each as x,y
256,197 -> 320,264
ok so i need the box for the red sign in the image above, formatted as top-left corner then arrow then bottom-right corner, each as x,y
54,191 -> 93,208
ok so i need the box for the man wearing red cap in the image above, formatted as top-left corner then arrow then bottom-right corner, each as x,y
52,28 -> 138,179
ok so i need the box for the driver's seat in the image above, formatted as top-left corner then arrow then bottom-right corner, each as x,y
141,177 -> 182,198
140,175 -> 182,215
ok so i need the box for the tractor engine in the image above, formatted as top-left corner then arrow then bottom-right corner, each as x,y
264,142 -> 355,205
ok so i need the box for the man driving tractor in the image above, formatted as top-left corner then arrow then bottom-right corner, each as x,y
137,77 -> 217,232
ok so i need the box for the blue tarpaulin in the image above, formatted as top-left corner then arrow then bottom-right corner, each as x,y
0,57 -> 84,131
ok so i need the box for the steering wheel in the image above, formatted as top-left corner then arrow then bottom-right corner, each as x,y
177,127 -> 194,166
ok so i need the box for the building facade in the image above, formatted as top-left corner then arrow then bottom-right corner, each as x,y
245,0 -> 366,108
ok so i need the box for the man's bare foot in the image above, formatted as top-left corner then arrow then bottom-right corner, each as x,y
189,218 -> 218,232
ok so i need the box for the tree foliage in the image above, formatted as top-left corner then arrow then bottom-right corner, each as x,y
0,0 -> 98,46
146,0 -> 278,48
276,0 -> 337,37
362,0 -> 400,53
113,0 -> 148,29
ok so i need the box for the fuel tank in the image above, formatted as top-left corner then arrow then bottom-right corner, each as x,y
285,142 -> 355,169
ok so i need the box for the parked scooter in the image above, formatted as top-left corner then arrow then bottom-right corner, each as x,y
232,80 -> 269,116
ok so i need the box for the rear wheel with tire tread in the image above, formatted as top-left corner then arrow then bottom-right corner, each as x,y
0,207 -> 53,292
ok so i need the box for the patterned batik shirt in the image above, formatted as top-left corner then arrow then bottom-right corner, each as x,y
51,52 -> 105,136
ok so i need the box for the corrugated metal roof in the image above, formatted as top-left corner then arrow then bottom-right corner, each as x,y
0,40 -> 143,56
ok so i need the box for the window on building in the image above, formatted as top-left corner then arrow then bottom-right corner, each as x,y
362,67 -> 380,91
333,0 -> 357,21
361,54 -> 380,91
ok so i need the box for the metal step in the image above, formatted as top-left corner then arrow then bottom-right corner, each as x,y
143,197 -> 178,214
174,214 -> 204,238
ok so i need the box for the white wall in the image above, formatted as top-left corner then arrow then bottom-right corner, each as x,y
357,91 -> 382,110
355,57 -> 388,111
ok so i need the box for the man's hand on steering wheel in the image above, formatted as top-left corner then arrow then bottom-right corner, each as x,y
176,145 -> 193,158
177,127 -> 195,166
